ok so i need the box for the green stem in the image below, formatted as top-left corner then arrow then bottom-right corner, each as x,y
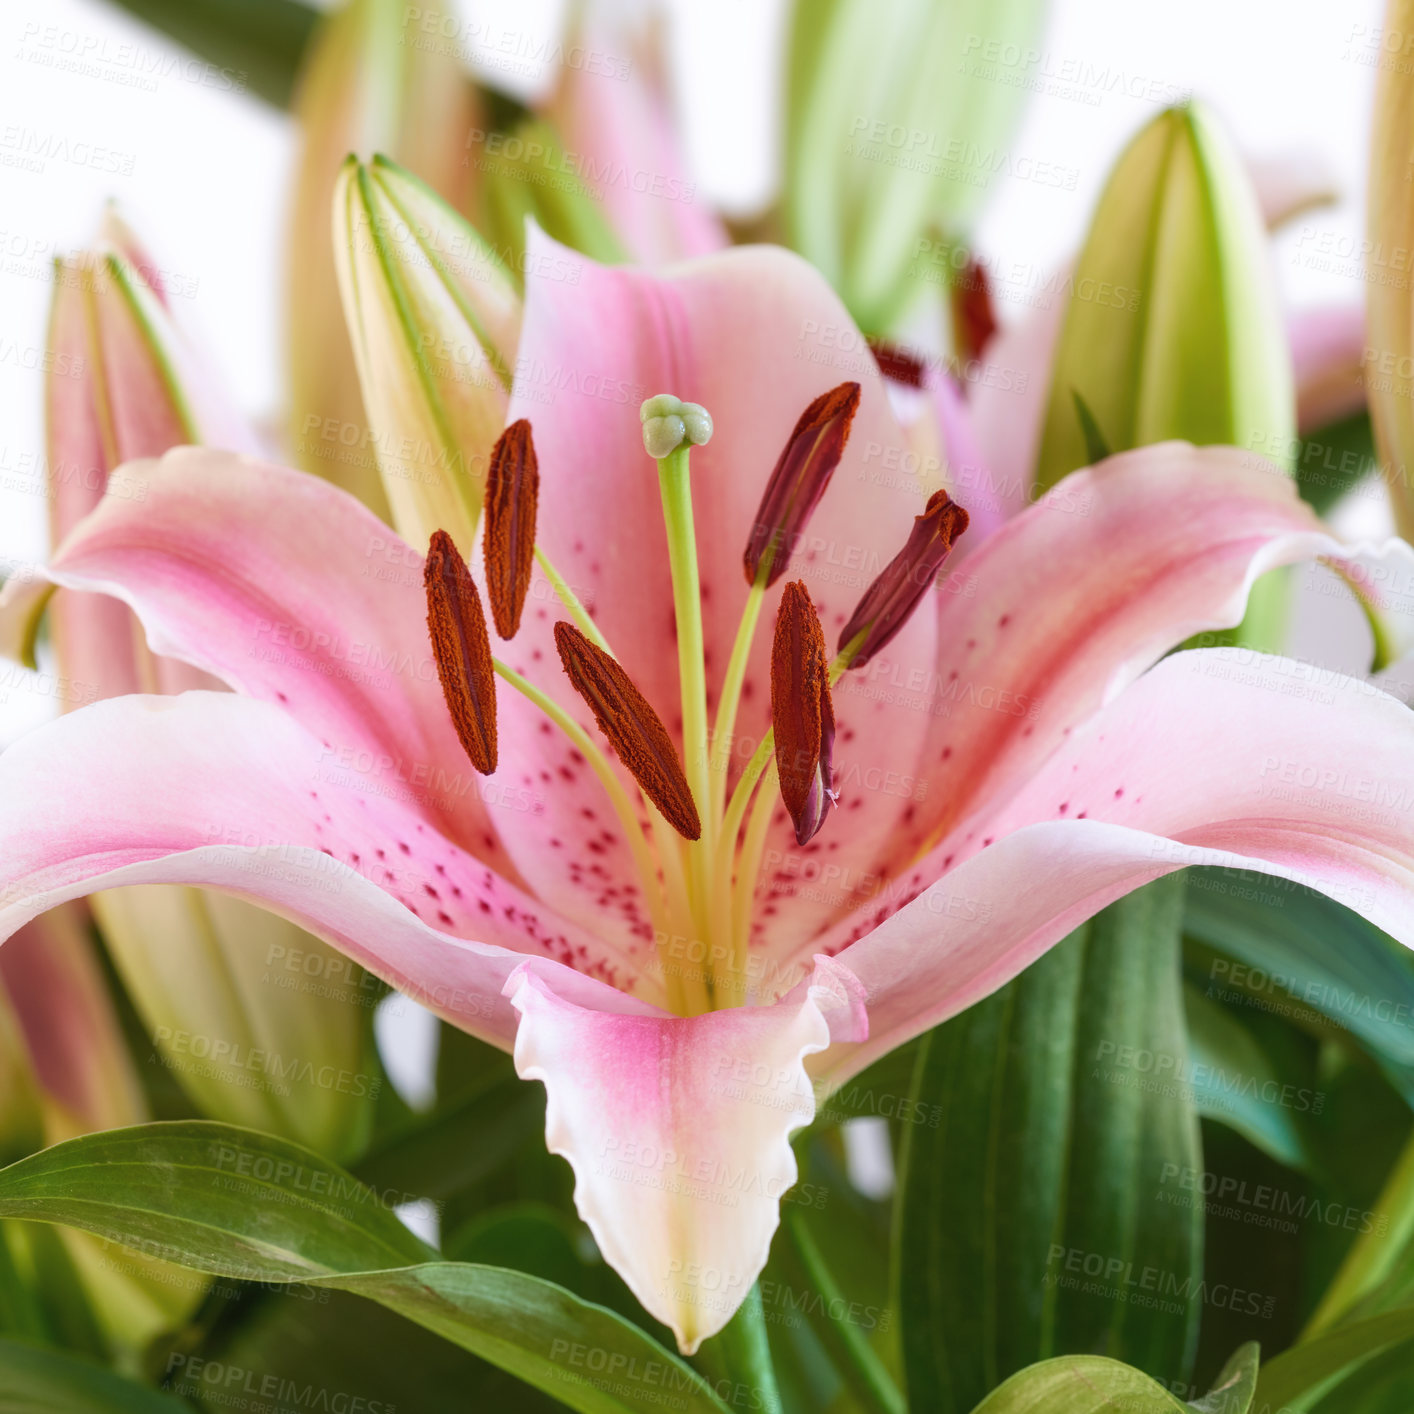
534,545 -> 610,653
782,1210 -> 905,1414
1302,1127 -> 1414,1339
710,564 -> 770,823
657,444 -> 717,985
696,1284 -> 783,1414
657,445 -> 712,828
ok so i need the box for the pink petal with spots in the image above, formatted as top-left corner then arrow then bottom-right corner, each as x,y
500,228 -> 938,951
0,450 -> 517,868
866,443 -> 1392,882
505,955 -> 865,1352
0,692 -> 663,1027
816,651 -> 1414,1086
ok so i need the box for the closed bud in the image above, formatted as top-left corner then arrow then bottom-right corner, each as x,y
333,154 -> 521,551
1035,102 -> 1293,491
287,0 -> 482,514
783,0 -> 1046,332
1368,0 -> 1414,536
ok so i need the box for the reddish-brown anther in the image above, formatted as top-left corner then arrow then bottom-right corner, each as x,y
838,490 -> 970,669
951,255 -> 999,363
554,622 -> 702,841
425,529 -> 498,774
771,581 -> 836,846
744,382 -> 861,587
484,418 -> 539,639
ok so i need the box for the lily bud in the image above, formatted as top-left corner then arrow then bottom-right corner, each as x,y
44,211 -> 258,695
839,490 -> 970,667
31,215 -> 379,1163
0,903 -> 145,1144
333,154 -> 521,552
287,0 -> 481,513
744,382 -> 860,587
1368,0 -> 1414,536
783,0 -> 1046,333
1035,103 -> 1294,492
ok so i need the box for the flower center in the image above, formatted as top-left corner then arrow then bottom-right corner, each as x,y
423,390 -> 968,1017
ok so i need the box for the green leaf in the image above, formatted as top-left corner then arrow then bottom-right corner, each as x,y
894,928 -> 1085,1411
169,1283 -> 565,1414
1182,984 -> 1313,1170
1308,1335 -> 1414,1412
0,1336 -> 193,1412
0,1122 -> 730,1414
1256,1308 -> 1414,1411
1072,389 -> 1113,466
894,876 -> 1202,1412
1183,870 -> 1414,1104
355,1060 -> 544,1203
969,1342 -> 1259,1413
1296,411 -> 1377,515
98,0 -> 318,108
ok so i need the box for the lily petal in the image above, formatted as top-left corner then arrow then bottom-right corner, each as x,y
821,649 -> 1414,1084
0,692 -> 663,1028
546,14 -> 727,265
0,450 -> 511,860
497,228 -> 938,945
505,955 -> 866,1353
865,443 -> 1407,876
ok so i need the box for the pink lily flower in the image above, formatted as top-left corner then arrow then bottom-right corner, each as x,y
2,231 -> 1413,1354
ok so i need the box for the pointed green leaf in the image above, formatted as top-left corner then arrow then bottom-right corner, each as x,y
0,1336 -> 193,1412
99,0 -> 318,108
1183,870 -> 1414,1104
0,1122 -> 731,1414
894,876 -> 1202,1412
969,1342 -> 1259,1413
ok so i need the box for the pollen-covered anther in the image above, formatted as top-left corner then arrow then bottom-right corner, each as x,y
484,418 -> 539,639
744,381 -> 861,588
771,580 -> 836,846
839,489 -> 970,668
554,622 -> 702,841
425,529 -> 498,774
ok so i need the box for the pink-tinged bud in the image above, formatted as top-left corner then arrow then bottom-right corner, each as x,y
772,581 -> 837,845
838,490 -> 970,668
744,383 -> 861,587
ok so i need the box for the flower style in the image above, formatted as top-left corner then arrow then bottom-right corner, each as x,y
2,230 -> 1414,1353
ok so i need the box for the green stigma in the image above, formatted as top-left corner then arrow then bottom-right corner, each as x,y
640,393 -> 713,460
